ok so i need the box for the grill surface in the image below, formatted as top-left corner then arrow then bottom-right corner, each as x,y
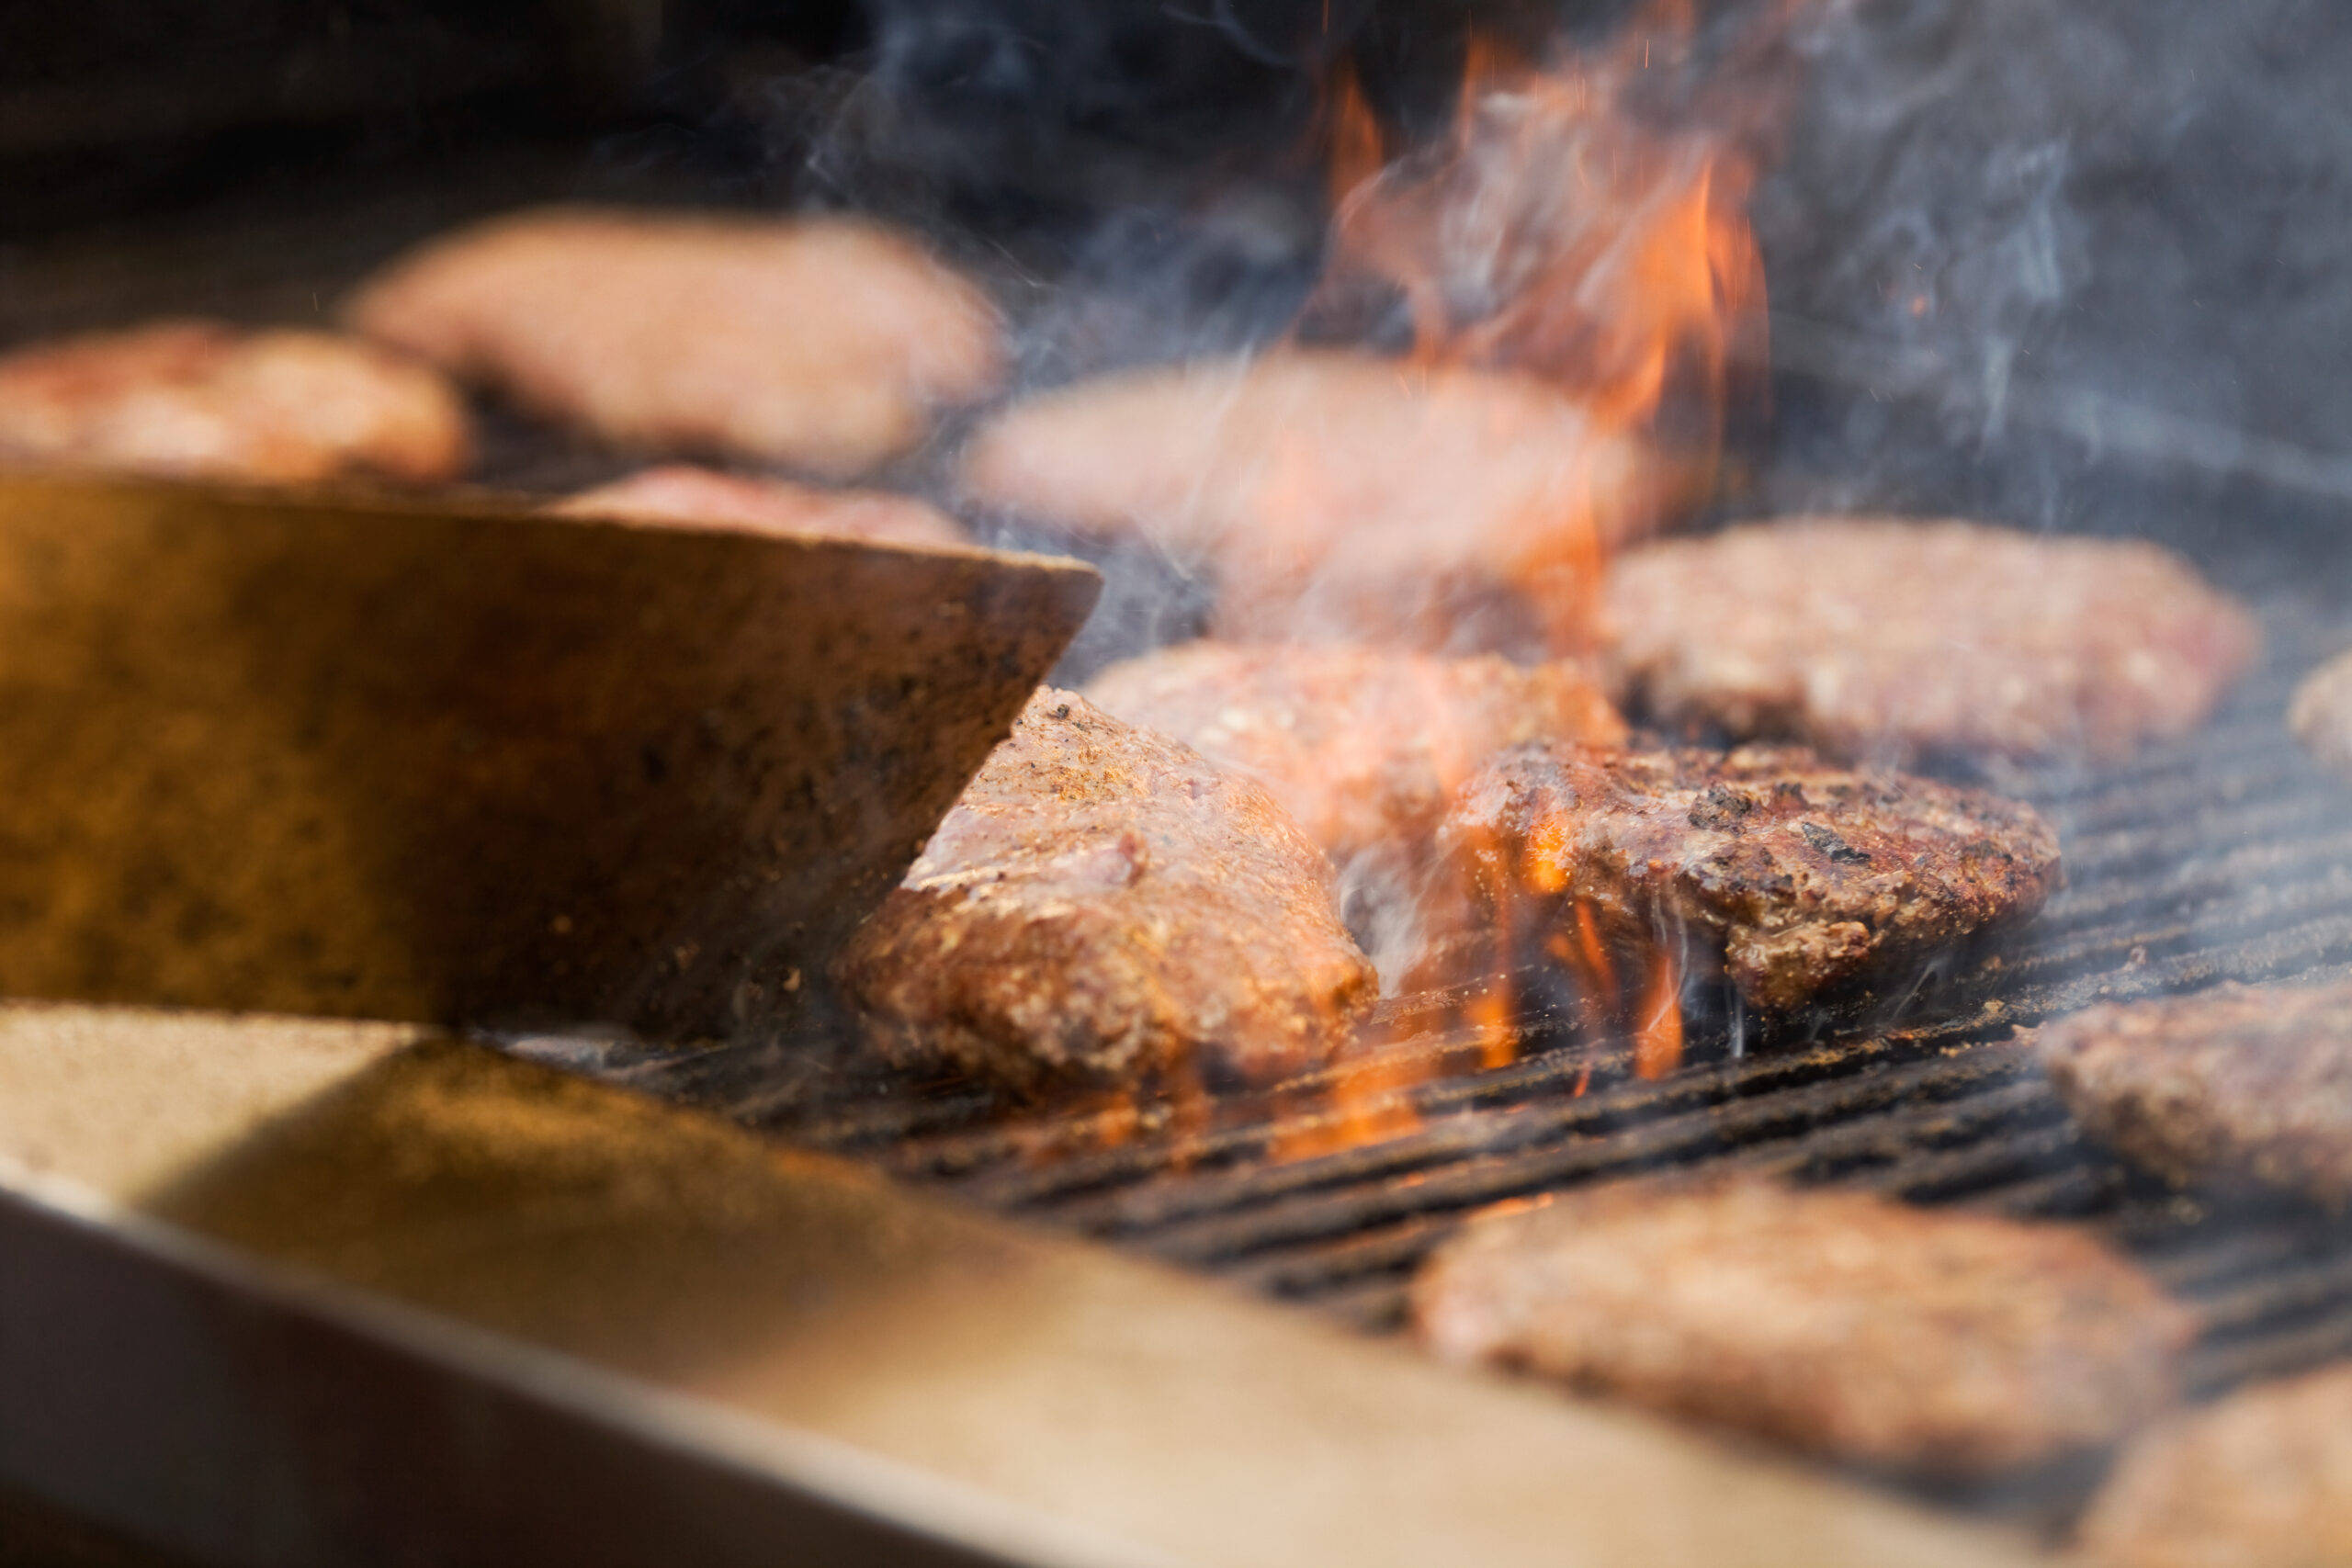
14,140 -> 2352,1540
603,602 -> 2352,1529
672,626 -> 2352,1364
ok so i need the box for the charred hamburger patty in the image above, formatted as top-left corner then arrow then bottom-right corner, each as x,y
1602,518 -> 2259,765
957,349 -> 1655,651
2076,1362 -> 2352,1568
1413,1179 -> 2195,1477
2036,981 -> 2352,1206
0,319 -> 469,484
2290,649 -> 2352,783
551,466 -> 967,548
1081,641 -> 1626,863
834,689 -> 1376,1093
1431,742 -> 2062,1013
349,209 -> 1002,479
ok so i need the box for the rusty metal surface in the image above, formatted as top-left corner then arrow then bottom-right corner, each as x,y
0,1002 -> 2048,1568
0,472 -> 1097,1037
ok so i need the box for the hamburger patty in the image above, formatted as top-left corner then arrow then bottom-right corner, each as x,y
834,689 -> 1376,1093
2290,649 -> 2352,783
1430,742 -> 2062,1014
1602,518 -> 2260,765
0,320 -> 469,484
551,466 -> 967,549
957,349 -> 1657,651
2035,980 -> 2352,1206
1081,641 -> 1626,863
1412,1179 -> 2195,1478
2076,1362 -> 2352,1568
349,209 -> 1002,479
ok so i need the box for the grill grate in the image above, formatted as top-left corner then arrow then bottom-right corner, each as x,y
629,611 -> 2352,1448
14,148 -> 2352,1536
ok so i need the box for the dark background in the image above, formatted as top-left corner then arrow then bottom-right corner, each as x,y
5,0 -> 2350,579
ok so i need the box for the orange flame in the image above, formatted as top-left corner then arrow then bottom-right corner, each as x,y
1314,0 -> 1778,457
1299,1 -> 1794,1120
1158,5 -> 1803,1164
1271,1049 -> 1428,1162
1319,56 -> 1387,218
1633,942 -> 1686,1080
1573,901 -> 1622,1008
1464,986 -> 1516,1071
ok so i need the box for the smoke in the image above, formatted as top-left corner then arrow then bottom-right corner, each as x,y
1750,0 -> 2352,544
746,0 -> 2352,928
755,0 -> 2352,536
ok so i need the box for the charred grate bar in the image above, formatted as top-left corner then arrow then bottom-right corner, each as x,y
627,610 -> 2352,1442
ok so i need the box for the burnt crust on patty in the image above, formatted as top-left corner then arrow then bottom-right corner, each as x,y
834,689 -> 1376,1094
1430,742 -> 2063,1014
2036,980 -> 2352,1207
1413,1178 -> 2195,1478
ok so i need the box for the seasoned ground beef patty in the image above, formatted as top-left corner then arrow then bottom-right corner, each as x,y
834,689 -> 1376,1093
1082,641 -> 1626,863
2077,1362 -> 2352,1568
1430,742 -> 2063,1013
958,349 -> 1656,651
551,466 -> 967,548
1413,1179 -> 2195,1478
0,319 -> 469,484
2290,649 -> 2352,783
1602,518 -> 2260,765
349,209 -> 1002,479
2036,980 -> 2352,1206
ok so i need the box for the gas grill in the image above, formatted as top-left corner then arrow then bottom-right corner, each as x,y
7,166 -> 2352,1563
7,4 -> 2352,1563
619,602 -> 2352,1502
